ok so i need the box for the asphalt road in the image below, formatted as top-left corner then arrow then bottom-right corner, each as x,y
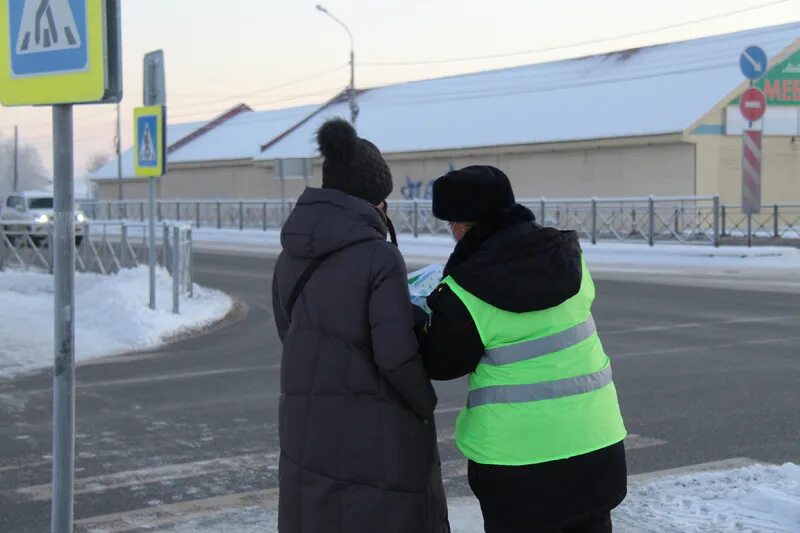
0,250 -> 798,532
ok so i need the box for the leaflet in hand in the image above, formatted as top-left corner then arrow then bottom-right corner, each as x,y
407,264 -> 444,314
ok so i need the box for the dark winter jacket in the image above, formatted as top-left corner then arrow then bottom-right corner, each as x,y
418,204 -> 627,532
272,187 -> 449,533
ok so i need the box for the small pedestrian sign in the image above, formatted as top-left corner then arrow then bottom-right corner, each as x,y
0,0 -> 122,106
740,46 -> 768,81
139,120 -> 157,164
134,106 -> 166,177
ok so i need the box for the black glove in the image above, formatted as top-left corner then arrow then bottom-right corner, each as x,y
411,303 -> 429,340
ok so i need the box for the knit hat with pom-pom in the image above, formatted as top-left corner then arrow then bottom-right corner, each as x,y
316,118 -> 393,205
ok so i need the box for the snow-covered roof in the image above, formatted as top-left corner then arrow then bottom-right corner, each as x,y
91,22 -> 800,180
92,121 -> 206,180
257,22 -> 800,159
169,104 -> 322,163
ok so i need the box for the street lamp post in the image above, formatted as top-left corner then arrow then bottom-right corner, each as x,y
316,4 -> 359,125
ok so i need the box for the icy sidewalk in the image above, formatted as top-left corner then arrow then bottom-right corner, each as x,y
614,462 -> 800,532
0,266 -> 233,379
186,228 -> 800,275
160,463 -> 800,533
394,235 -> 800,273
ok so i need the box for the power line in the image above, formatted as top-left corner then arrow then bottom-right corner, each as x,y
247,86 -> 344,108
78,108 -> 115,121
168,87 -> 343,122
41,38 -> 775,144
370,59 -> 739,109
7,65 -> 349,133
166,63 -> 348,111
359,0 -> 793,67
4,105 -> 118,133
143,49 -> 759,146
369,36 -> 791,104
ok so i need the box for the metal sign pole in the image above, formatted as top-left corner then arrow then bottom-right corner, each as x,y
142,51 -> 166,311
738,45 -> 767,242
1,3 -> 121,531
51,104 -> 76,533
116,102 -> 123,216
13,125 -> 19,192
279,159 -> 287,223
148,177 -> 156,309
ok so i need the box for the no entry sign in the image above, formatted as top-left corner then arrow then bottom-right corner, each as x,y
739,87 -> 767,122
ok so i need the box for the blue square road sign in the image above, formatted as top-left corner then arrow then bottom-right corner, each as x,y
8,0 -> 89,78
137,115 -> 159,168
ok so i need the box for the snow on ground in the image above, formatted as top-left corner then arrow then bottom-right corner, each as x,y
614,463 -> 800,533
395,235 -> 800,272
0,266 -> 232,379
185,227 -> 800,275
161,463 -> 800,532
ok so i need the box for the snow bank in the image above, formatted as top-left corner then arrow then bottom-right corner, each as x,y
187,228 -> 800,275
161,463 -> 800,532
397,235 -> 800,269
583,242 -> 800,273
615,463 -> 800,533
0,266 -> 233,379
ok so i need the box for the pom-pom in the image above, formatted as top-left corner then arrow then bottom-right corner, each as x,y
316,118 -> 357,161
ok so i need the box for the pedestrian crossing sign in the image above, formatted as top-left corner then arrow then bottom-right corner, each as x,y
0,0 -> 122,106
134,106 -> 165,177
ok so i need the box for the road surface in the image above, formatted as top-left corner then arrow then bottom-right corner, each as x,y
0,250 -> 798,531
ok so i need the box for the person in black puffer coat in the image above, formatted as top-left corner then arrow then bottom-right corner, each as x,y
417,166 -> 627,533
272,118 -> 450,533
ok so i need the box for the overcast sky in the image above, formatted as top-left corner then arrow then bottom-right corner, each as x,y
0,0 -> 798,179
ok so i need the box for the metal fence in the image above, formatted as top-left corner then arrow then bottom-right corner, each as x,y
719,204 -> 800,243
390,196 -> 727,245
80,199 -> 293,231
78,196 -> 800,247
0,221 -> 194,313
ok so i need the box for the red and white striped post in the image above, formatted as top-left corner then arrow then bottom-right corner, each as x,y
742,129 -> 762,247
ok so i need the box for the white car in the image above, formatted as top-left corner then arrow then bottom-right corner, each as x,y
1,191 -> 87,245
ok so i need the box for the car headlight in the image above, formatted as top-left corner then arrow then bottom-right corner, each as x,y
76,212 -> 86,223
34,214 -> 50,224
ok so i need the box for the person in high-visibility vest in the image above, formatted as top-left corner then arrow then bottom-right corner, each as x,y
417,165 -> 627,533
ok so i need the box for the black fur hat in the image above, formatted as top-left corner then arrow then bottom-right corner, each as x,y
432,165 -> 516,222
316,118 -> 393,205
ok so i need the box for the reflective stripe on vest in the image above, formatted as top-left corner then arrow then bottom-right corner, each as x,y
467,365 -> 613,408
481,315 -> 596,366
444,266 -> 627,466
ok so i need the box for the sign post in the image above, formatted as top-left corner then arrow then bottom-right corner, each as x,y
52,102 -> 75,533
134,104 -> 166,310
739,46 -> 768,247
0,2 -> 122,532
742,129 -> 763,246
142,50 -> 166,310
276,158 -> 312,223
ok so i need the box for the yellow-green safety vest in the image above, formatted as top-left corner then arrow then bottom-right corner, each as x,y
444,259 -> 626,466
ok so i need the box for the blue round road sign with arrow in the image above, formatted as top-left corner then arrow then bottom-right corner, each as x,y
740,46 -> 768,80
